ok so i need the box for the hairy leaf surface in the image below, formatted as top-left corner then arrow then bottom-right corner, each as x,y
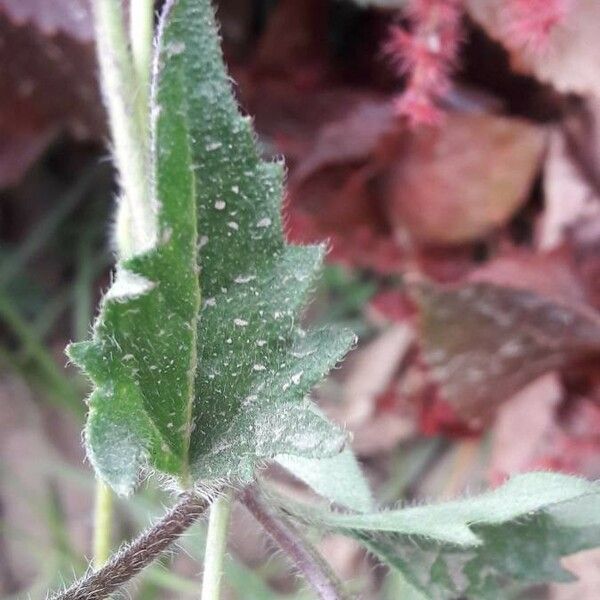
276,449 -> 374,513
68,0 -> 353,493
68,48 -> 198,493
284,473 -> 600,599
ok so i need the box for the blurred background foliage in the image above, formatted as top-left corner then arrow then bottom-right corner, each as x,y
1,0 -> 599,597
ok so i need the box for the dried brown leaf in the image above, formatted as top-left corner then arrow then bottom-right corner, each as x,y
386,113 -> 547,245
324,324 -> 416,455
415,249 -> 600,420
540,128 -> 600,250
342,324 -> 414,426
489,373 -> 563,480
287,100 -> 546,274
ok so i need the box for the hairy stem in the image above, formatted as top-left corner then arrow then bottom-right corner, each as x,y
48,492 -> 209,600
201,490 -> 233,600
92,481 -> 114,569
129,0 -> 154,136
240,485 -> 351,600
93,0 -> 155,258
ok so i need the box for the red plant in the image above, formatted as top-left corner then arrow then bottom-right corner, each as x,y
502,0 -> 573,52
384,0 -> 463,126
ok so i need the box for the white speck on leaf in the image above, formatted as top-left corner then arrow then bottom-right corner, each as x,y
166,41 -> 185,56
161,227 -> 172,244
234,274 -> 256,283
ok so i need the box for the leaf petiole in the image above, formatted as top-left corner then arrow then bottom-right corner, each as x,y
240,485 -> 350,600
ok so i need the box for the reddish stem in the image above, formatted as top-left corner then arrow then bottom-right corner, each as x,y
240,484 -> 353,600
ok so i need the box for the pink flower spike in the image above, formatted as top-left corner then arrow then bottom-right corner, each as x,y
384,0 -> 464,127
394,90 -> 444,128
502,0 -> 573,53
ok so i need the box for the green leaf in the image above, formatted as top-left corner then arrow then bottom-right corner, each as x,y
69,0 -> 353,493
159,0 -> 353,483
276,449 -> 374,513
283,473 -> 600,599
383,570 -> 429,600
294,472 -> 594,545
68,37 -> 198,493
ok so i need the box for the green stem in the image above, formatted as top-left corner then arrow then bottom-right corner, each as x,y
130,0 -> 154,129
201,491 -> 233,600
93,480 -> 114,569
92,0 -> 155,258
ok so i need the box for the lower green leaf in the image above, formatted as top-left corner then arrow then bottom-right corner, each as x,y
282,473 -> 600,599
276,448 -> 374,513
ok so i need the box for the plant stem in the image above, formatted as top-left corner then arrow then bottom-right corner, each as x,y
201,490 -> 233,600
73,221 -> 115,572
93,481 -> 114,569
240,485 -> 351,600
93,0 -> 155,258
49,491 -> 209,600
130,0 -> 154,129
